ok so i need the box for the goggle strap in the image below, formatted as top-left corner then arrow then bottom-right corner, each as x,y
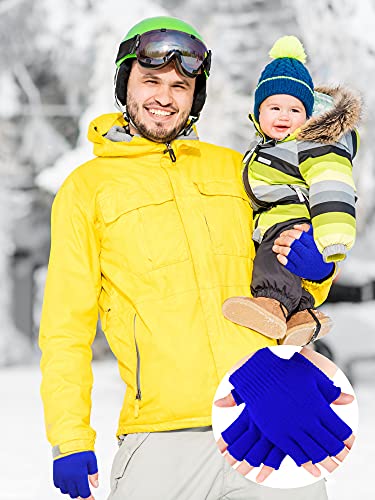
116,36 -> 139,65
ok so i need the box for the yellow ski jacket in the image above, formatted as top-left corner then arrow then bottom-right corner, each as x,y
39,113 -> 333,457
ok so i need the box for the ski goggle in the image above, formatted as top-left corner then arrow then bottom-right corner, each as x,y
116,29 -> 211,78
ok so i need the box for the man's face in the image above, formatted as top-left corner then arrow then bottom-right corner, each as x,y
126,61 -> 196,143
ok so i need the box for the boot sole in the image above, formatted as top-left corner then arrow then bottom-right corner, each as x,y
282,317 -> 333,346
222,297 -> 287,339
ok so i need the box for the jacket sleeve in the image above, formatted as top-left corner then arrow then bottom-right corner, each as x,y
299,130 -> 358,263
39,176 -> 101,458
301,265 -> 337,308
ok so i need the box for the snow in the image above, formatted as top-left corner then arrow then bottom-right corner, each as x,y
35,0 -> 168,194
0,71 -> 21,118
0,360 -> 123,500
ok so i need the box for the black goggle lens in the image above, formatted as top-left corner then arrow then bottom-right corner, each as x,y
117,29 -> 210,78
138,30 -> 207,75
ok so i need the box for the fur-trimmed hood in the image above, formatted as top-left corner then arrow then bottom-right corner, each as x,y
297,85 -> 362,143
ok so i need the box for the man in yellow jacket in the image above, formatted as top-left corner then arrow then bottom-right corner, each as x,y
40,16 -> 335,500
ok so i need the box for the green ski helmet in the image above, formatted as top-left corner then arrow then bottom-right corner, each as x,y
114,16 -> 211,122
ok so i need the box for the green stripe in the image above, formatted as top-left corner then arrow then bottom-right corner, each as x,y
255,76 -> 314,96
250,160 -> 302,184
313,213 -> 356,238
257,204 -> 310,236
300,154 -> 354,185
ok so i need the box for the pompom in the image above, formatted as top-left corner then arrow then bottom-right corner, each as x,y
269,35 -> 307,63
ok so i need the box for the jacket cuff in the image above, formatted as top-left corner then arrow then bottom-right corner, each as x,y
52,438 -> 95,460
322,244 -> 347,263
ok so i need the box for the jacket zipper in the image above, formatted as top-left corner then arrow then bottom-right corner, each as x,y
164,142 -> 176,162
133,314 -> 142,418
242,142 -> 273,211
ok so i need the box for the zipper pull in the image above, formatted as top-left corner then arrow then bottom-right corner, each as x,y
242,139 -> 262,164
134,389 -> 142,418
134,399 -> 140,418
164,142 -> 176,162
294,186 -> 305,203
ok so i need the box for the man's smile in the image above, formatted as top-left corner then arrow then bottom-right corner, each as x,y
144,107 -> 177,122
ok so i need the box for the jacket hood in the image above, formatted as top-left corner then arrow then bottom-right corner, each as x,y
297,85 -> 362,143
87,113 -> 199,158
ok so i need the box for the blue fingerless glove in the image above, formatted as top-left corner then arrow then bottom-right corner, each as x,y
285,226 -> 334,281
229,348 -> 352,466
223,354 -> 343,470
222,406 -> 286,470
53,451 -> 98,499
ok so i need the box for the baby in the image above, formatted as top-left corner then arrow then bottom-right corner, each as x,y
223,36 -> 361,345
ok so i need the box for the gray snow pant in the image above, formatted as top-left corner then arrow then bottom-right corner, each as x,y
251,218 -> 315,315
107,427 -> 328,500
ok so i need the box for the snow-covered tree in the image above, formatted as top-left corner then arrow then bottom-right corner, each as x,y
292,0 -> 375,234
289,0 -> 375,283
37,0 -> 168,191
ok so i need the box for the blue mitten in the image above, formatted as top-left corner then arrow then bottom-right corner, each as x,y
229,348 -> 352,466
285,226 -> 334,281
53,451 -> 98,499
222,405 -> 286,469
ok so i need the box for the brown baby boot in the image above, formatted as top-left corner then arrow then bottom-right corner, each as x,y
282,309 -> 333,346
222,296 -> 287,339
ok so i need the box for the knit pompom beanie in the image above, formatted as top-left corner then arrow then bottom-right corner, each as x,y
254,35 -> 314,121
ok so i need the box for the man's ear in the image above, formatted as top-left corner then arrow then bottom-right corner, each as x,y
115,60 -> 134,106
191,73 -> 206,117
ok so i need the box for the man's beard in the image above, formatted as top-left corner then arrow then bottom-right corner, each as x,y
126,96 -> 190,143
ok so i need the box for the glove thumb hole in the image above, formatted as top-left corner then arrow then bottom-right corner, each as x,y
316,377 -> 341,404
221,406 -> 250,445
231,389 -> 244,405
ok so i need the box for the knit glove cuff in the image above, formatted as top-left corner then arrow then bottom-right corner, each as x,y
229,348 -> 288,403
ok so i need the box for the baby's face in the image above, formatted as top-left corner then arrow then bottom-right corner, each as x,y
258,94 -> 307,140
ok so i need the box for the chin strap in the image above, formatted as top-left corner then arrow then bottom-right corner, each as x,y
114,98 -> 136,135
182,115 -> 199,136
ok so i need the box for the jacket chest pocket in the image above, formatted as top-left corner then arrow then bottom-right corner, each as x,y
99,189 -> 189,274
195,181 -> 252,258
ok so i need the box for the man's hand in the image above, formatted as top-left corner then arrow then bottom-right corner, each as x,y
272,224 -> 334,281
53,451 -> 99,499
